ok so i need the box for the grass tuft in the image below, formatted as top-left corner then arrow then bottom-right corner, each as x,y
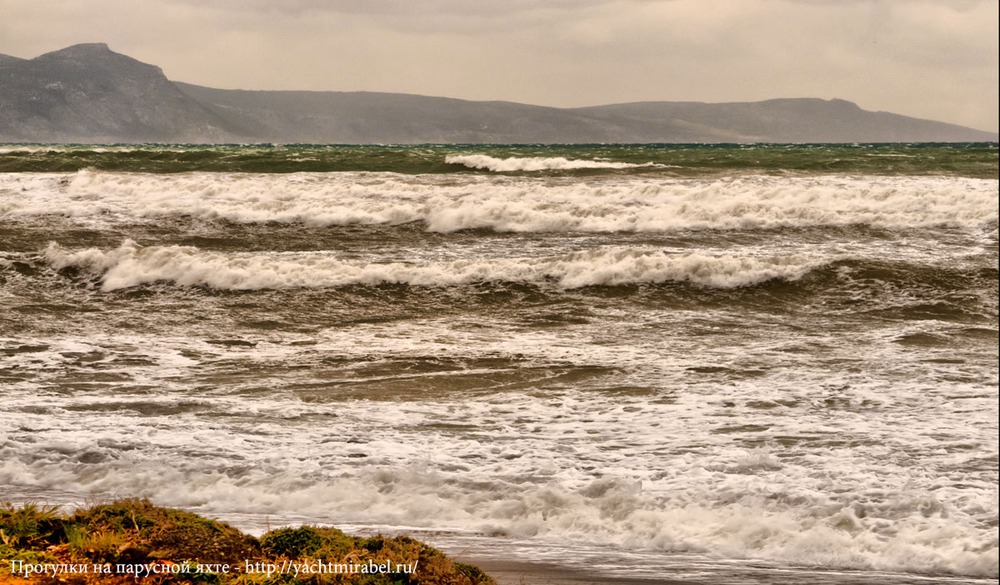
0,499 -> 494,585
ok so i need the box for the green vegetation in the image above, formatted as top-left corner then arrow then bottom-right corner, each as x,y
0,499 -> 494,585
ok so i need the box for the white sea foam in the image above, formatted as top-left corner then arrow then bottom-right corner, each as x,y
444,154 -> 661,172
2,171 -> 995,232
1,364 -> 996,577
43,240 -> 823,291
2,307 -> 997,577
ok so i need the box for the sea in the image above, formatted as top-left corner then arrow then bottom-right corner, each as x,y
1,143 -> 997,584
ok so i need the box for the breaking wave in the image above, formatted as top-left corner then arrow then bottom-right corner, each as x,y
1,433 -> 995,578
444,154 -> 662,172
43,240 -> 821,292
3,171 -> 996,233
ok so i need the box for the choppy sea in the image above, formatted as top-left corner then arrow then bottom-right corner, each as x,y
1,144 -> 997,583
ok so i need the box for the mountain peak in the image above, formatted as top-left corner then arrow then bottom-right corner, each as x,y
828,98 -> 862,110
33,42 -> 167,80
0,43 -> 242,143
44,43 -> 113,57
38,43 -> 115,61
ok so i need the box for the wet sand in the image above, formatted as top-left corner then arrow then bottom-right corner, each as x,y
461,558 -> 685,585
458,556 -> 988,585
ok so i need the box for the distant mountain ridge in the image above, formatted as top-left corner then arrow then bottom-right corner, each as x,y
1,43 -> 996,144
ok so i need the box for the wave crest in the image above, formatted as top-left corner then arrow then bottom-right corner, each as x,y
5,172 -> 995,233
445,154 -> 659,172
43,241 -> 820,292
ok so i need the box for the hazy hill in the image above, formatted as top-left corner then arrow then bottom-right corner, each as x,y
0,53 -> 26,66
573,99 -> 999,143
1,44 -> 996,144
0,44 -> 242,143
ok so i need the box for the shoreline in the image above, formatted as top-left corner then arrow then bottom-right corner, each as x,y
452,554 -> 1000,585
2,498 -> 994,585
0,499 -> 494,585
455,558 -> 682,585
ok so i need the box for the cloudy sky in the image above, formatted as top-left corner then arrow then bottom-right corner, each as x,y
2,0 -> 997,132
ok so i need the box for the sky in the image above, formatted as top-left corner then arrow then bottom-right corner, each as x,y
2,0 -> 997,133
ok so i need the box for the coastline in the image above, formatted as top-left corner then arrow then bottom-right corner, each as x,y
451,551 -> 1000,585
0,499 -> 494,585
456,558 -> 682,585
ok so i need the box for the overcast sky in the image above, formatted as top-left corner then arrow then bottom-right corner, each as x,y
2,0 -> 997,132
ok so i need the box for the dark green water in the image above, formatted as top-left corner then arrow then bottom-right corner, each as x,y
1,143 -> 997,177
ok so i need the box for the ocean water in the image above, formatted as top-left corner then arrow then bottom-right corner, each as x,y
1,144 -> 997,583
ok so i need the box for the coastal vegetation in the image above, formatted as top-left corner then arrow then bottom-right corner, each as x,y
0,499 -> 494,585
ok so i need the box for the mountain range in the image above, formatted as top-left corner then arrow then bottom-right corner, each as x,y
1,43 -> 996,144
